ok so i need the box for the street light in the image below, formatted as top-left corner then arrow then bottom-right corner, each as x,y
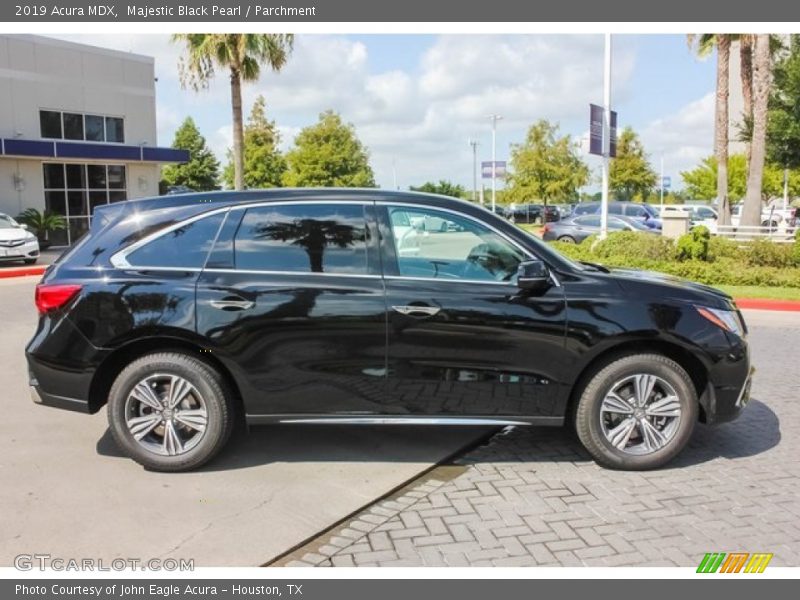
468,138 -> 480,203
488,114 -> 503,213
599,34 -> 612,240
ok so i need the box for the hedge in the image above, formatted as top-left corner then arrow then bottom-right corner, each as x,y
547,228 -> 800,288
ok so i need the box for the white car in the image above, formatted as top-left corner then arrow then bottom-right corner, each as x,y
0,213 -> 39,265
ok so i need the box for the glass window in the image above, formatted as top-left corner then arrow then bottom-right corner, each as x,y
63,113 -> 84,140
66,164 -> 86,189
234,204 -> 368,274
573,203 -> 597,216
127,212 -> 225,269
107,165 -> 126,189
67,191 -> 87,216
608,204 -> 623,215
105,117 -> 124,143
45,191 -> 66,216
85,115 -> 105,141
626,205 -> 647,218
575,215 -> 601,227
89,191 -> 108,213
87,165 -> 106,189
43,163 -> 65,189
608,217 -> 627,230
109,191 -> 127,203
388,206 -> 524,282
40,110 -> 62,139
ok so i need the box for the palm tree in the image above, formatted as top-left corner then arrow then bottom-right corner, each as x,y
171,34 -> 294,191
741,34 -> 772,228
688,34 -> 732,225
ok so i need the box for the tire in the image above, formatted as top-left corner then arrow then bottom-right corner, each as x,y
557,235 -> 576,244
107,352 -> 235,472
574,353 -> 698,470
24,258 -> 37,265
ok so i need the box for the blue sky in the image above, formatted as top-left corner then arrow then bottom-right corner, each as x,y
57,33 -> 721,191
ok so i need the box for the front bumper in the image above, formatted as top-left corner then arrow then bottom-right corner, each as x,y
0,239 -> 39,261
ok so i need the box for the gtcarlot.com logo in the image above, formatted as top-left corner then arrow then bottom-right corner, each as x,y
697,552 -> 773,573
14,554 -> 194,571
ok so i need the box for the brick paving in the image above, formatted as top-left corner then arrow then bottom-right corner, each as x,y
283,315 -> 800,567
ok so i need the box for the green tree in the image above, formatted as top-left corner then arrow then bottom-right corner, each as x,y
681,153 -> 800,202
282,111 -> 375,187
767,35 -> 800,201
172,33 -> 294,190
505,120 -> 589,207
409,180 -> 466,198
742,34 -> 772,226
222,95 -> 286,189
161,117 -> 220,191
609,127 -> 657,201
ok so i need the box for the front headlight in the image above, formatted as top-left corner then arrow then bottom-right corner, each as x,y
695,306 -> 745,337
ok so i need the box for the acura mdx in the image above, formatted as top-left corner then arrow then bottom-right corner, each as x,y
26,190 -> 752,471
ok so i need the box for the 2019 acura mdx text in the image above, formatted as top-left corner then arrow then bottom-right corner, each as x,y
26,190 -> 752,472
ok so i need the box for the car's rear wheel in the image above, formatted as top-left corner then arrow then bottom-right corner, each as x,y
107,352 -> 234,472
557,235 -> 576,243
574,353 -> 697,470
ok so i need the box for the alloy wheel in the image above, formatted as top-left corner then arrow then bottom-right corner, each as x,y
124,373 -> 208,456
599,373 -> 682,455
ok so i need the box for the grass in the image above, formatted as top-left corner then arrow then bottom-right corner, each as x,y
714,285 -> 800,301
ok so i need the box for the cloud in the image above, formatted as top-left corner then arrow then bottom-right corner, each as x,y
640,93 -> 715,185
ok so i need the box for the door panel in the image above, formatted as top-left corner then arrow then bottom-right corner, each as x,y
195,201 -> 388,416
379,204 -> 569,418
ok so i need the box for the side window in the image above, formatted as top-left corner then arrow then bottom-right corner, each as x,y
627,205 -> 647,218
576,215 -> 601,227
234,203 -> 368,274
608,217 -> 627,230
126,212 -> 225,269
608,204 -> 623,215
387,206 -> 525,282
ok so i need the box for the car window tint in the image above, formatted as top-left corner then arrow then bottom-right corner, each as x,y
126,212 -> 225,269
575,215 -> 601,227
234,204 -> 368,274
608,217 -> 627,230
388,206 -> 524,282
627,205 -> 647,217
609,204 -> 623,215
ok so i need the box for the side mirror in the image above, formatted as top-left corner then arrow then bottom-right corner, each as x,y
517,259 -> 551,290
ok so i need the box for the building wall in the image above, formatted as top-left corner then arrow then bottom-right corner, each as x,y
0,35 -> 161,225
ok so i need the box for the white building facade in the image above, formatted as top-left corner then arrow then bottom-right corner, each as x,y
0,35 -> 187,246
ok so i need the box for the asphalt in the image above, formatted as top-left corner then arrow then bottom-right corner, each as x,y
0,276 -> 490,567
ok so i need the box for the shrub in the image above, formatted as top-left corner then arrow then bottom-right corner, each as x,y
590,231 -> 675,261
676,226 -> 710,261
793,229 -> 800,267
746,238 -> 795,268
707,235 -> 740,262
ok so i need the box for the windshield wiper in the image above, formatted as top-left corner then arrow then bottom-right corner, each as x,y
579,261 -> 610,273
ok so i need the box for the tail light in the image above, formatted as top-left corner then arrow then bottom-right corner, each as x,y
35,284 -> 82,314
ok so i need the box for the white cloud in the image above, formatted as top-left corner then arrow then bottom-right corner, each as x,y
640,93 -> 715,186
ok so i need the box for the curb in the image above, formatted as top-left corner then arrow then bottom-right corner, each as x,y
734,298 -> 800,312
0,266 -> 46,279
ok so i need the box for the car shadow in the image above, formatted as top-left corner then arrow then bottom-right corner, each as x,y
95,398 -> 779,472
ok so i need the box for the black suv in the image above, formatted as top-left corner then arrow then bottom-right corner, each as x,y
507,204 -> 560,224
27,190 -> 752,472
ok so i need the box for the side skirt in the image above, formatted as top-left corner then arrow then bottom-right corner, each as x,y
244,414 -> 564,427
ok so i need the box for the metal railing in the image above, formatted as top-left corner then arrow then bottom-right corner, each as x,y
714,224 -> 797,243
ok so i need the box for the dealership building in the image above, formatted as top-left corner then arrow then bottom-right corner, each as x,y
0,35 -> 188,246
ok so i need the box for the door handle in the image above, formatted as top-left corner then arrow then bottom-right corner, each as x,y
209,299 -> 254,311
392,305 -> 440,317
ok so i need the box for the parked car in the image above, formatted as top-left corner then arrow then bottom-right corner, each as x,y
541,214 -> 658,243
730,204 -> 797,229
0,212 -> 40,265
27,189 -> 752,472
508,203 -> 560,224
570,201 -> 662,230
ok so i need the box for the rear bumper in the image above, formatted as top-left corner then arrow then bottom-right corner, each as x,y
29,382 -> 90,413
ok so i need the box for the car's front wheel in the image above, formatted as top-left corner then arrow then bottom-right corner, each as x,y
574,353 -> 698,470
107,352 -> 234,472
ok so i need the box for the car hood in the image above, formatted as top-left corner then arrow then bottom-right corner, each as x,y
608,267 -> 735,309
0,228 -> 29,241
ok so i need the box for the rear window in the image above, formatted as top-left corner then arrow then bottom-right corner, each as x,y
125,212 -> 225,269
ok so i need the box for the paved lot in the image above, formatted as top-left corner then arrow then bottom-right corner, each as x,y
285,309 -> 800,567
0,277 -> 488,566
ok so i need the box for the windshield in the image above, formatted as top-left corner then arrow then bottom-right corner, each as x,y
0,215 -> 19,229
